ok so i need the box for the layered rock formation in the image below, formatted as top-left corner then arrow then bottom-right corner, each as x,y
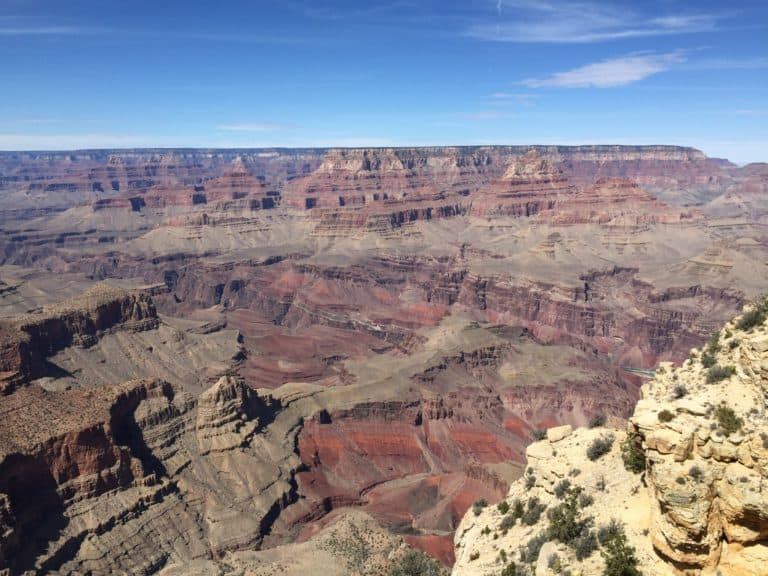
0,369 -> 298,574
0,285 -> 158,391
0,145 -> 766,572
453,300 -> 768,575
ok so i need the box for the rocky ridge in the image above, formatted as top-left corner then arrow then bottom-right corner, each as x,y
0,369 -> 302,574
0,285 -> 158,391
1,145 -> 766,572
452,299 -> 768,575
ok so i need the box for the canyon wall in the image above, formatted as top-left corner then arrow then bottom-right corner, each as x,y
0,145 -> 766,573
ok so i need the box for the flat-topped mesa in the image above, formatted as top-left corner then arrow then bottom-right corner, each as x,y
0,285 -> 159,391
452,299 -> 768,576
550,145 -> 707,163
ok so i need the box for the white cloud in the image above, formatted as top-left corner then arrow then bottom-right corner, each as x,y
522,52 -> 685,88
467,1 -> 718,43
0,26 -> 88,35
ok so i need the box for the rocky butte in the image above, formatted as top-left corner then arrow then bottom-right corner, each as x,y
0,145 -> 766,574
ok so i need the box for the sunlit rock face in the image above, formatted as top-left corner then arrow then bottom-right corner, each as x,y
0,145 -> 766,573
453,302 -> 768,576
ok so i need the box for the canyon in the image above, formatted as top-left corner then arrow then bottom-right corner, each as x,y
0,145 -> 766,574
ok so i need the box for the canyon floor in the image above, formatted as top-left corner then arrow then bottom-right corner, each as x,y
0,145 -> 766,574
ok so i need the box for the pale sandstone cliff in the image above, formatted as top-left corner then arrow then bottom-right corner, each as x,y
453,300 -> 768,575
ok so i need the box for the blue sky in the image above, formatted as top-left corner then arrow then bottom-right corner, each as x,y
0,0 -> 766,162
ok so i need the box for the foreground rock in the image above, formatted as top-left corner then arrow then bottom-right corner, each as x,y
453,299 -> 768,575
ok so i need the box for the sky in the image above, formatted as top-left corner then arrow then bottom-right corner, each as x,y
0,0 -> 766,163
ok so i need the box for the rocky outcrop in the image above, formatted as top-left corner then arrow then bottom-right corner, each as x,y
0,285 -> 158,391
1,144 -> 765,573
195,375 -> 278,454
0,372 -> 300,575
629,304 -> 768,574
0,378 -> 187,574
452,300 -> 768,575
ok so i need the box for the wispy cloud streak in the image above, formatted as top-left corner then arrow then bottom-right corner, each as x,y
0,26 -> 95,35
467,1 -> 718,43
522,52 -> 685,88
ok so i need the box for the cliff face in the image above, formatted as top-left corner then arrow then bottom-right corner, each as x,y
452,300 -> 768,575
0,285 -> 158,391
0,145 -> 766,572
0,372 -> 302,575
630,308 -> 768,573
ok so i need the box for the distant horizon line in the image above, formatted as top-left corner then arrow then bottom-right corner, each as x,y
0,143 -> 710,153
0,144 -> 760,165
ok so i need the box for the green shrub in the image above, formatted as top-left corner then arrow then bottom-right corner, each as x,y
573,527 -> 598,561
497,500 -> 510,515
707,331 -> 721,353
700,352 -> 716,368
737,299 -> 767,331
519,533 -> 547,564
597,519 -> 623,546
554,479 -> 572,499
522,496 -> 546,526
469,551 -> 479,562
512,498 -> 524,519
715,404 -> 743,435
589,413 -> 607,428
600,523 -> 642,576
500,514 -> 516,531
501,562 -> 518,576
525,473 -> 536,489
546,486 -> 587,545
532,429 -> 547,441
658,409 -> 675,423
388,549 -> 443,576
672,384 -> 687,399
706,364 -> 736,383
472,498 -> 488,516
621,433 -> 645,474
579,493 -> 594,508
587,434 -> 615,461
548,553 -> 563,574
